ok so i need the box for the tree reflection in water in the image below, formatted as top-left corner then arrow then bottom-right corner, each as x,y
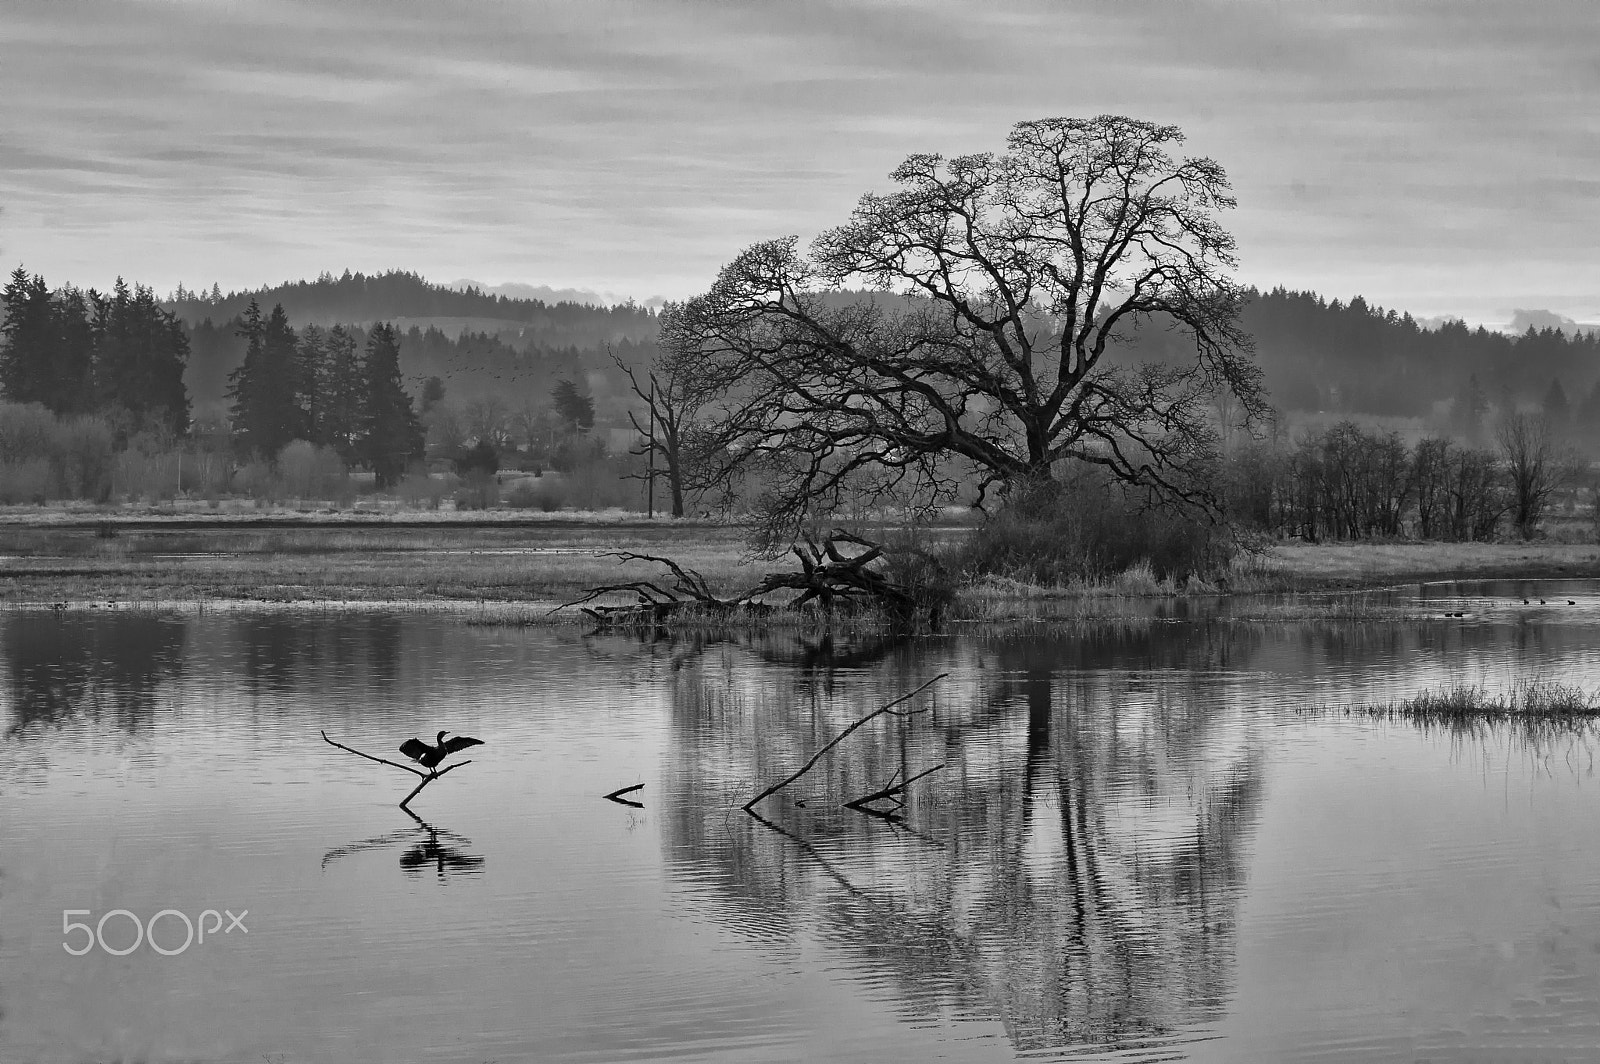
659,628 -> 1266,1057
3,613 -> 187,739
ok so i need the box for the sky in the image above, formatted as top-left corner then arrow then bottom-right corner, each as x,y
1,0 -> 1596,326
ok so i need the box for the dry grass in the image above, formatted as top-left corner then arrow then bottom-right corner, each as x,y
1238,541 -> 1600,590
7,507 -> 1600,616
0,521 -> 768,608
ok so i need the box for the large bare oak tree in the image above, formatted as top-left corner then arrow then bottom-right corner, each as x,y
662,115 -> 1265,543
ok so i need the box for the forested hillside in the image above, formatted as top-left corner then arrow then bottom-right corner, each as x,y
172,271 -> 661,412
1238,288 -> 1600,419
166,269 -> 659,344
16,264 -> 1600,432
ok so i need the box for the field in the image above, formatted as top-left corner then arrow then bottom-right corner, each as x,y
4,506 -> 1600,613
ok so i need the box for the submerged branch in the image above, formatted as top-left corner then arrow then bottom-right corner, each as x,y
320,729 -> 475,809
320,729 -> 426,777
603,782 -> 646,808
845,763 -> 945,812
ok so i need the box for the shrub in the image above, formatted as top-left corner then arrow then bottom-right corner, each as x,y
0,458 -> 52,504
955,471 -> 1231,585
231,460 -> 279,502
55,416 -> 116,502
276,440 -> 350,502
453,478 -> 500,511
396,471 -> 452,509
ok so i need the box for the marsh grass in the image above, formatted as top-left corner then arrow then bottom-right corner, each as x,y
1329,680 -> 1600,747
1386,681 -> 1597,718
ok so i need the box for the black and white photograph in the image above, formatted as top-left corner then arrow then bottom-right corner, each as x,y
4,1 -> 1600,1061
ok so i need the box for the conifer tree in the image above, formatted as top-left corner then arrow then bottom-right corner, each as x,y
319,324 -> 364,460
551,377 -> 594,432
227,300 -> 301,458
1,267 -> 59,406
359,322 -> 423,487
296,325 -> 327,445
1543,378 -> 1571,429
90,278 -> 190,434
1,268 -> 97,414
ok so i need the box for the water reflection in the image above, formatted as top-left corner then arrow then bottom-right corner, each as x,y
232,613 -> 407,693
3,612 -> 186,738
660,629 -> 1265,1057
322,808 -> 487,882
13,598 -> 1600,1062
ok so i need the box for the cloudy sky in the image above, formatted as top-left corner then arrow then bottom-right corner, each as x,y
2,0 -> 1595,324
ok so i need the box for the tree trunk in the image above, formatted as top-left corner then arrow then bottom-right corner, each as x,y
666,450 -> 685,518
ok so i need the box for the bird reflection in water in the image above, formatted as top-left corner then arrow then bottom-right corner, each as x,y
322,807 -> 485,882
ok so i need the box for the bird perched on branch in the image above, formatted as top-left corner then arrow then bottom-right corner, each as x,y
400,731 -> 484,769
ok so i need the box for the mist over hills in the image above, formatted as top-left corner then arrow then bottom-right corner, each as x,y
153,269 -> 1600,429
446,278 -> 670,310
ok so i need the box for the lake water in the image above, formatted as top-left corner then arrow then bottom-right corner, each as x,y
8,583 -> 1600,1062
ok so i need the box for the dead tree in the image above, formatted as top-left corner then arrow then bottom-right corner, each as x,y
552,532 -> 949,629
746,529 -> 945,627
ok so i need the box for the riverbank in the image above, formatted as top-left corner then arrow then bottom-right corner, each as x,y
3,506 -> 1600,612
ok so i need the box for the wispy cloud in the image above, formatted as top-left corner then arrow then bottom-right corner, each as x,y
1,0 -> 1595,322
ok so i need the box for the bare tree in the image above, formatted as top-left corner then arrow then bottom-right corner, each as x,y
423,400 -> 467,460
1498,412 -> 1572,539
662,115 -> 1264,546
464,396 -> 512,450
611,350 -> 744,518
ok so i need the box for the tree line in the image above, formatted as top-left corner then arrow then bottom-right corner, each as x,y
0,268 -> 189,436
166,269 -> 659,345
1227,415 -> 1574,543
226,300 -> 423,487
0,269 -> 427,489
1234,287 -> 1600,419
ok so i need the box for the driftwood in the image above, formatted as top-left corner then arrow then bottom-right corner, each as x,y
743,673 -> 947,812
845,763 -> 945,818
320,730 -> 474,810
603,783 -> 645,808
551,551 -> 742,628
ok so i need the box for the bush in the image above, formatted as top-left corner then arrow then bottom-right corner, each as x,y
113,449 -> 180,503
880,537 -> 960,623
504,477 -> 570,511
231,460 -> 279,502
55,416 -> 116,502
0,403 -> 115,503
955,471 -> 1231,585
0,458 -> 52,504
276,440 -> 350,502
453,478 -> 500,511
396,471 -> 452,509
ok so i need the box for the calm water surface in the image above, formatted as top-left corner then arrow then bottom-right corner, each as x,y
8,581 -> 1600,1062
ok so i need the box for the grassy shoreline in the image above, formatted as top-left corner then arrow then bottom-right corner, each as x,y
4,505 -> 1600,613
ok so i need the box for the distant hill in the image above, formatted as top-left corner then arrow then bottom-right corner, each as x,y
154,269 -> 1600,429
170,271 -> 662,415
1232,288 -> 1600,418
165,270 -> 659,348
